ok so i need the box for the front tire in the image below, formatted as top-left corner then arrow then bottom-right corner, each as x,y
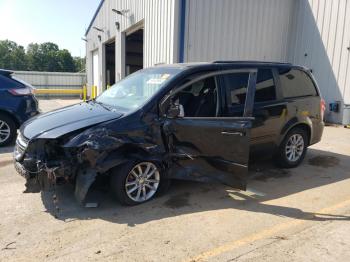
0,114 -> 16,147
110,161 -> 167,206
276,127 -> 308,168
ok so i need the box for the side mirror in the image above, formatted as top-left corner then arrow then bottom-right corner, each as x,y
166,102 -> 181,118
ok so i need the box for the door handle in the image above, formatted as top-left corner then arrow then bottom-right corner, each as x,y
221,131 -> 245,136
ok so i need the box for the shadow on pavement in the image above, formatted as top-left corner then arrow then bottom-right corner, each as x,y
41,148 -> 350,225
0,145 -> 15,154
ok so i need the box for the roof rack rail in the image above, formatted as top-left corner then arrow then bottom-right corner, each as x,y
212,60 -> 246,63
212,60 -> 292,65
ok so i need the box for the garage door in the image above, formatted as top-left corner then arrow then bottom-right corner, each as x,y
92,50 -> 100,95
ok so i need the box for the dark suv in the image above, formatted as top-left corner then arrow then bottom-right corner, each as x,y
14,62 -> 324,205
0,69 -> 38,146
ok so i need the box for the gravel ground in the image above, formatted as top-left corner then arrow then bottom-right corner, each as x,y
0,99 -> 350,261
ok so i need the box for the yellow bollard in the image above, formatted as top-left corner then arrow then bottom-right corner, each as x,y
83,85 -> 87,101
107,85 -> 110,90
94,86 -> 97,98
91,85 -> 96,99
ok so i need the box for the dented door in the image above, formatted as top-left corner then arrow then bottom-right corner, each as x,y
164,117 -> 253,189
163,69 -> 257,190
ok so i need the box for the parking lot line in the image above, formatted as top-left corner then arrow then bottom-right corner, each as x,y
184,197 -> 350,262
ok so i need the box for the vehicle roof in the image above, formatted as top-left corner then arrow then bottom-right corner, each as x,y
156,61 -> 307,71
0,69 -> 14,76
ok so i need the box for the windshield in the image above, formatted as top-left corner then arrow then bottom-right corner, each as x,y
96,67 -> 182,111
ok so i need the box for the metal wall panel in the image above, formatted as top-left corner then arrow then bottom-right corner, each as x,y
288,0 -> 350,123
86,0 -> 179,93
13,71 -> 86,89
12,71 -> 86,98
184,0 -> 296,62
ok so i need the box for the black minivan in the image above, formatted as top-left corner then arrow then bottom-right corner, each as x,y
14,62 -> 324,205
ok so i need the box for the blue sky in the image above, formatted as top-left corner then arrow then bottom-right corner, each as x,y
0,0 -> 101,57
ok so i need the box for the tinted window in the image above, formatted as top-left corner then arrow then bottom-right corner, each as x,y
279,69 -> 317,98
255,69 -> 276,102
223,73 -> 250,106
0,74 -> 25,89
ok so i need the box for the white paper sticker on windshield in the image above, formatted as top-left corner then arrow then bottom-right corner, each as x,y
147,78 -> 166,85
161,74 -> 170,79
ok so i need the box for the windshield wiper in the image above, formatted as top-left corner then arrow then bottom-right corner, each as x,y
94,100 -> 113,111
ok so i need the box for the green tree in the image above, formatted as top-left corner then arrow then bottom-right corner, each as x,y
0,40 -> 27,70
26,43 -> 42,71
0,40 -> 81,72
41,42 -> 60,71
73,56 -> 86,72
27,42 -> 63,71
57,49 -> 76,72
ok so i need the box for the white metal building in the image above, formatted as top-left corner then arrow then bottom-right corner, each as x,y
85,0 -> 350,124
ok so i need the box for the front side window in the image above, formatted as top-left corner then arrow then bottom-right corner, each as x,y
279,69 -> 317,98
173,76 -> 219,117
96,68 -> 182,111
223,73 -> 250,107
255,69 -> 276,103
222,73 -> 250,117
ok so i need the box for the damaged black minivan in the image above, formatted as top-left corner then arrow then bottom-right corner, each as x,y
14,61 -> 324,205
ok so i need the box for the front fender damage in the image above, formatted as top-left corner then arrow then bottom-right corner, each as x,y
21,126 -> 165,204
65,127 -> 166,204
74,169 -> 98,204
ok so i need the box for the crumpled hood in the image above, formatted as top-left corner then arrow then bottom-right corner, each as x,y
20,102 -> 123,139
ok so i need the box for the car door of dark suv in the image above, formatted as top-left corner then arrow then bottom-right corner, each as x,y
250,68 -> 286,149
221,68 -> 286,151
161,69 -> 257,190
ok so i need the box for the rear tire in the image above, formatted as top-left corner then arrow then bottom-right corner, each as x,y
276,127 -> 308,168
0,113 -> 16,147
110,160 -> 169,206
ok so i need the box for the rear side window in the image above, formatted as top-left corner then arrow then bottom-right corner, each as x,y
255,69 -> 276,102
279,69 -> 317,98
222,73 -> 250,107
0,74 -> 25,89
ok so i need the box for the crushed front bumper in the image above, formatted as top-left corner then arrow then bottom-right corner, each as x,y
14,160 -> 30,179
14,160 -> 56,193
13,131 -> 107,204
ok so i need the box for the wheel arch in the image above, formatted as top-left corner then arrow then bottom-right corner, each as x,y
280,121 -> 312,146
96,145 -> 167,175
0,109 -> 20,128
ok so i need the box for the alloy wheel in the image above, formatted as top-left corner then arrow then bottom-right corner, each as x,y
0,120 -> 11,143
285,134 -> 304,162
125,162 -> 160,203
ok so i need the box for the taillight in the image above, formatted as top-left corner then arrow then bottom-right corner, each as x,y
320,99 -> 326,120
8,87 -> 32,96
